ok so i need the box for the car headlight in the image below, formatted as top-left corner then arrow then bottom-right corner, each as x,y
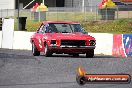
89,40 -> 96,46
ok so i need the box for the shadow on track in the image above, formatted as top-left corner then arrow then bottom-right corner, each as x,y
39,54 -> 117,59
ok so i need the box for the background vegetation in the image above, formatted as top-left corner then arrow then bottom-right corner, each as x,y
82,19 -> 132,34
14,18 -> 132,34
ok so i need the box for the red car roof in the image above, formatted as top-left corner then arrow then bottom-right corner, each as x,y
42,21 -> 80,25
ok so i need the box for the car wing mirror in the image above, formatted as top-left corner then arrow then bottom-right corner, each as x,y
84,32 -> 88,34
80,28 -> 87,34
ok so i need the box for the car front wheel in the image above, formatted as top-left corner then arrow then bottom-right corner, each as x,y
44,44 -> 52,57
32,42 -> 40,56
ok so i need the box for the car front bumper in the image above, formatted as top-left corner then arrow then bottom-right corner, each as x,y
49,45 -> 95,53
50,45 -> 95,49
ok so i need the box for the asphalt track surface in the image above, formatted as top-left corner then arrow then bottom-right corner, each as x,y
0,48 -> 131,88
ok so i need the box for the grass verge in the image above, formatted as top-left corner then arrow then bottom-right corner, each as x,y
15,19 -> 132,34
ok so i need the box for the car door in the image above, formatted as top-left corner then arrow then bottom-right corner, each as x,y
34,24 -> 45,51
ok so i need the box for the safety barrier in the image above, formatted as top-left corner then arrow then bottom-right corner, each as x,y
13,31 -> 35,50
89,33 -> 113,55
0,31 -> 132,57
0,31 -> 113,55
1,19 -> 14,49
113,34 -> 132,57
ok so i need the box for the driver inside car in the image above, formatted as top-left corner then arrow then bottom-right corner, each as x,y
45,24 -> 58,33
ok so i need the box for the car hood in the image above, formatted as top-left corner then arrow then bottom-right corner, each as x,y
45,33 -> 95,40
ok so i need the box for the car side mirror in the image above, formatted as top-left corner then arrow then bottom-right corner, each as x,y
81,28 -> 88,34
84,32 -> 88,34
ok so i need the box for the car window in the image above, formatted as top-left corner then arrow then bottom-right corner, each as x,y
55,24 -> 72,33
43,23 -> 87,33
45,23 -> 72,33
38,24 -> 45,33
45,24 -> 51,33
71,24 -> 87,34
45,24 -> 58,33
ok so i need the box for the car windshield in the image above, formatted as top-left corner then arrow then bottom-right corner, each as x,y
46,23 -> 86,34
71,24 -> 87,34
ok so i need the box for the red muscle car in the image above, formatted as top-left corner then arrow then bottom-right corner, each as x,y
30,21 -> 96,57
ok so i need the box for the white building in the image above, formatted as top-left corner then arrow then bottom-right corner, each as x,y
0,0 -> 103,9
0,0 -> 15,18
0,0 -> 15,9
16,0 -> 102,9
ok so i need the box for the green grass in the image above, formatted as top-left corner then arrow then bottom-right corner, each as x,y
14,19 -> 132,34
14,20 -> 42,31
26,20 -> 42,31
82,19 -> 132,34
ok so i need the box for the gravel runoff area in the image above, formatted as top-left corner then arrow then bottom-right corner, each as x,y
0,48 -> 131,88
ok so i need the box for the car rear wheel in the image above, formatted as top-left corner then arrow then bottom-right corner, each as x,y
44,44 -> 52,57
32,42 -> 40,56
86,49 -> 94,58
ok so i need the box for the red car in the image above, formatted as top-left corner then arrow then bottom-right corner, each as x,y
30,21 -> 96,57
